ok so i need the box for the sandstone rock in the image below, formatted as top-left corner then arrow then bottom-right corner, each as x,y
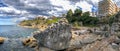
0,37 -> 5,44
22,37 -> 38,48
38,25 -> 48,31
33,18 -> 72,50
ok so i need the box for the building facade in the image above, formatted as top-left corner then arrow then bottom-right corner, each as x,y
90,12 -> 98,17
98,0 -> 119,17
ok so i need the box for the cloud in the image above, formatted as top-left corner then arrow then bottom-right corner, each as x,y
0,6 -> 30,18
113,0 -> 120,7
4,0 -> 51,14
0,0 -> 119,25
75,1 -> 93,12
14,17 -> 28,23
49,0 -> 98,16
49,0 -> 76,16
0,6 -> 21,14
0,0 -> 120,18
49,0 -> 76,11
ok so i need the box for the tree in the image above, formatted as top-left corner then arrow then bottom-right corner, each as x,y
65,9 -> 99,26
74,9 -> 82,16
82,11 -> 90,17
66,9 -> 73,23
72,9 -> 83,21
81,11 -> 90,22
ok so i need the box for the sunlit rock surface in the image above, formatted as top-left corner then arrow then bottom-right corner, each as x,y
0,37 -> 5,44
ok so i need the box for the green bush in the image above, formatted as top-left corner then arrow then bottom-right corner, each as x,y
20,17 -> 60,26
66,9 -> 99,27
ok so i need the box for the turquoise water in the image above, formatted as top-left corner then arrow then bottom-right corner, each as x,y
0,25 -> 38,51
0,25 -> 37,38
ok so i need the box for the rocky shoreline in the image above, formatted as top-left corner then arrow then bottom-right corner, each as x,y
17,24 -> 37,29
1,12 -> 120,51
24,17 -> 120,51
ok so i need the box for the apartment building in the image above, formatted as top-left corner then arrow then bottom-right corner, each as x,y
98,0 -> 119,17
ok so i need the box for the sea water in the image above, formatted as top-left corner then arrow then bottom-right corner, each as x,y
0,25 -> 37,38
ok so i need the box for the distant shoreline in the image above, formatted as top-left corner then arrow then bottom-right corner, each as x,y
17,24 -> 36,29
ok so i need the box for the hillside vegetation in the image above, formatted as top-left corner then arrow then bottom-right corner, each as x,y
66,9 -> 99,27
19,9 -> 116,28
19,17 -> 60,29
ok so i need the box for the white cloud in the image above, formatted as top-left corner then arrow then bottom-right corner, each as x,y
49,0 -> 94,16
92,0 -> 99,3
1,0 -> 120,25
50,0 -> 76,11
75,1 -> 93,12
0,6 -> 29,16
18,17 -> 28,21
1,0 -> 120,17
0,6 -> 21,14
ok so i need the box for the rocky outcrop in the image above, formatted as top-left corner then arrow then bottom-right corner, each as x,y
22,37 -> 38,48
79,41 -> 116,51
32,18 -> 118,51
33,18 -> 72,50
66,35 -> 118,51
67,32 -> 104,50
111,11 -> 120,35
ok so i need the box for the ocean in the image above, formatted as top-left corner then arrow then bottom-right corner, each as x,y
0,25 -> 37,38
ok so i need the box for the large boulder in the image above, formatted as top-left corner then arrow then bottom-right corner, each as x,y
33,18 -> 72,50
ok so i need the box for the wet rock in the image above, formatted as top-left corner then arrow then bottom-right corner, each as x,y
33,18 -> 72,50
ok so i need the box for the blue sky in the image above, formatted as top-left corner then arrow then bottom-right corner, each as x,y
0,0 -> 120,25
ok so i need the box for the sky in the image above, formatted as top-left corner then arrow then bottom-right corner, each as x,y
0,0 -> 120,25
